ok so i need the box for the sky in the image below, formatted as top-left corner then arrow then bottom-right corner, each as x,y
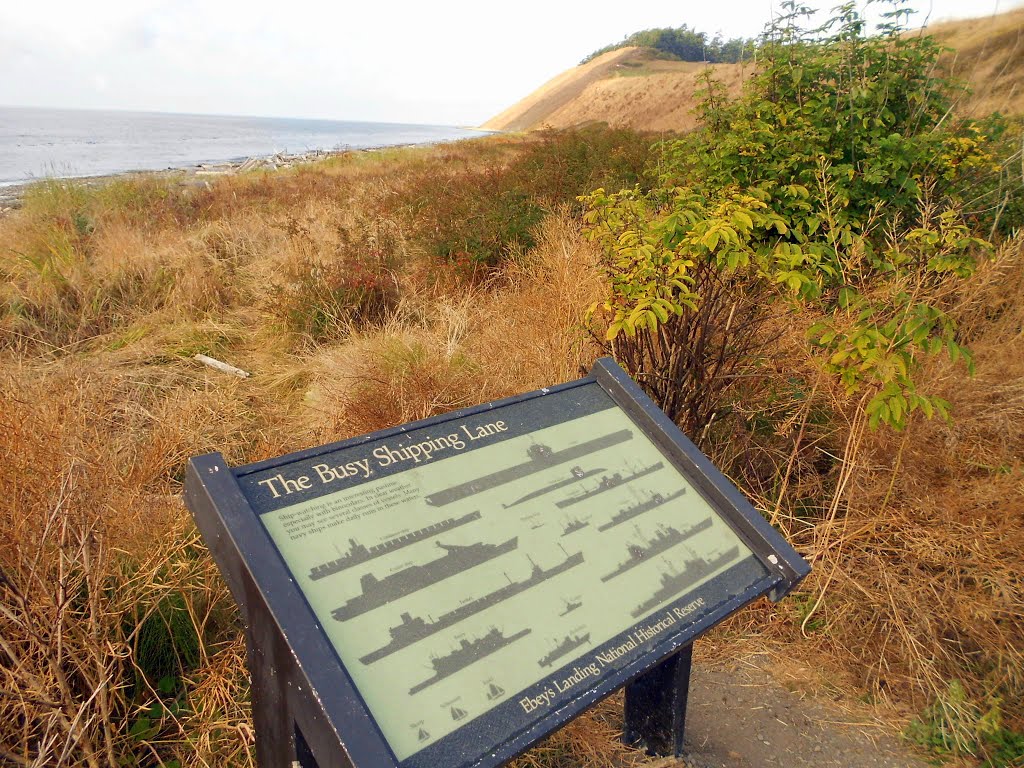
2,0 -> 1022,127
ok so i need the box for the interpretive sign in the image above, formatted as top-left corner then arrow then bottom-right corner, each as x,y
184,358 -> 809,768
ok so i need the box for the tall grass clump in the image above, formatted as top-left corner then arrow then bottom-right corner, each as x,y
0,366 -> 256,766
0,178 -> 235,352
393,129 -> 653,275
302,211 -> 606,440
271,211 -> 404,344
584,0 -> 1024,758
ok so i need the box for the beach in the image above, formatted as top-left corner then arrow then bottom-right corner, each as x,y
0,105 -> 490,208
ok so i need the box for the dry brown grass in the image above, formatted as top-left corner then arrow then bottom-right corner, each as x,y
711,237 -> 1024,750
0,363 -> 265,766
1,136 -> 1022,765
481,48 -> 649,132
929,8 -> 1024,119
298,211 -> 604,441
0,141 -> 613,765
483,48 -> 746,134
508,697 -> 642,768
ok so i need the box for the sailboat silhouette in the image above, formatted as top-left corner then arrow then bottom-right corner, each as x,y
486,682 -> 505,700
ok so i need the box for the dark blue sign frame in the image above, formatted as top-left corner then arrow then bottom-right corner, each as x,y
184,358 -> 809,768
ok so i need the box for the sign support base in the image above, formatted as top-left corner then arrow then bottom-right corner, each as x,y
623,644 -> 693,757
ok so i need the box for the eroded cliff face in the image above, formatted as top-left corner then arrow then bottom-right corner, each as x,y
482,47 -> 745,134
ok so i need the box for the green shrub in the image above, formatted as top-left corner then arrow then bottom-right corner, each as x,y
906,681 -> 1024,766
582,24 -> 755,65
583,0 -> 1002,434
280,257 -> 398,342
401,128 -> 654,273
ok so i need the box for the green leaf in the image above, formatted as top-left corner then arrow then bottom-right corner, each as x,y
919,397 -> 934,419
732,210 -> 754,230
889,394 -> 903,421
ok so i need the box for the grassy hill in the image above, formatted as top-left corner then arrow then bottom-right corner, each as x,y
484,8 -> 1024,132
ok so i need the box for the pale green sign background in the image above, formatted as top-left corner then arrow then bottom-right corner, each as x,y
260,406 -> 757,760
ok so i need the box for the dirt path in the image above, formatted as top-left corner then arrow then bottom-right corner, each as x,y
636,654 -> 941,768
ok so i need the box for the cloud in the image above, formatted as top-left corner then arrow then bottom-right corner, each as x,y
1,0 -> 1019,124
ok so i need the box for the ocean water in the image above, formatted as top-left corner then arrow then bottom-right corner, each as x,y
0,106 -> 488,187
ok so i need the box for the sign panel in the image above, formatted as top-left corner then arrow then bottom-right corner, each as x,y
185,358 -> 810,768
236,382 -> 768,765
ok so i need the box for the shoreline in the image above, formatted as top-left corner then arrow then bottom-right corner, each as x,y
0,130 -> 496,213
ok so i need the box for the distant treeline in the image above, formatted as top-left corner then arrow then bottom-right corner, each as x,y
582,25 -> 755,65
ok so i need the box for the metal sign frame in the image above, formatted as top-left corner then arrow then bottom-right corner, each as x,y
184,357 -> 809,768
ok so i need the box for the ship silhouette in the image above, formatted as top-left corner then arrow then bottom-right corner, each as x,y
359,551 -> 584,663
331,537 -> 518,621
450,706 -> 467,721
630,546 -> 741,618
601,518 -> 713,582
409,627 -> 532,695
309,511 -> 481,580
561,517 -> 588,537
597,488 -> 686,532
423,430 -> 633,506
418,727 -> 430,741
559,599 -> 582,616
538,632 -> 591,668
503,465 -> 603,508
555,461 -> 664,508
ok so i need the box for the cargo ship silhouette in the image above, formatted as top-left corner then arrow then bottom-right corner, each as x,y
331,537 -> 518,621
359,551 -> 584,663
630,546 -> 740,618
423,430 -> 633,506
409,627 -> 531,695
503,465 -> 602,508
601,518 -> 713,582
309,511 -> 482,581
555,461 -> 664,508
538,632 -> 591,668
597,488 -> 686,532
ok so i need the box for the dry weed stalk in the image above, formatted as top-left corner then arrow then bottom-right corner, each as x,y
0,363 -> 260,766
751,235 -> 1024,737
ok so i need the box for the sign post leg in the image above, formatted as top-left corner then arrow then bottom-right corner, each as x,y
623,643 -> 693,756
